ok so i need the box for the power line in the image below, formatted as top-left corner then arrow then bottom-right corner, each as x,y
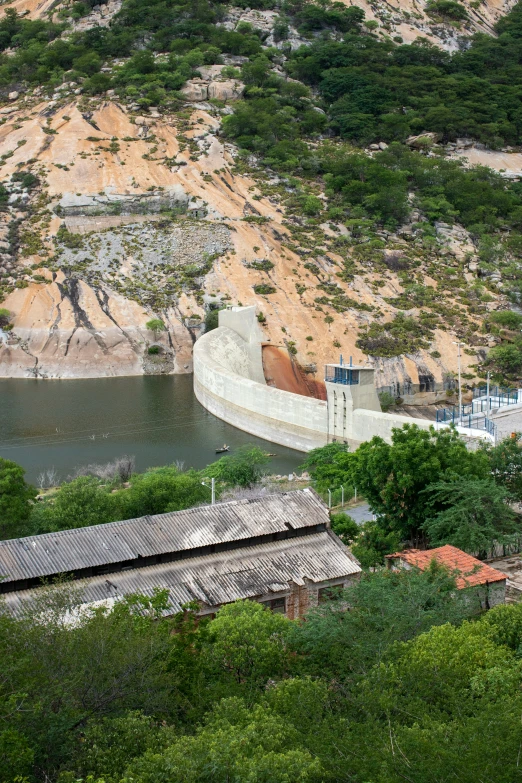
0,411 -> 215,446
0,417 -> 214,450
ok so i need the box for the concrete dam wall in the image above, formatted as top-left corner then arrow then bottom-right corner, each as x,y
193,307 -> 491,452
193,308 -> 328,451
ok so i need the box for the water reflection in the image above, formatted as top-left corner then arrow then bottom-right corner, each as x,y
0,375 -> 303,483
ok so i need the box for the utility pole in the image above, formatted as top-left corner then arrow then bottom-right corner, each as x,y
486,370 -> 490,412
341,485 -> 344,508
201,477 -> 215,505
328,489 -> 332,509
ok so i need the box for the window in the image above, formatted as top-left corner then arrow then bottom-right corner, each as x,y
261,597 -> 286,614
318,585 -> 344,602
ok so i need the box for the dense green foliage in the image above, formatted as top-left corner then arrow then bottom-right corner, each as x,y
0,458 -> 36,539
422,476 -> 519,556
288,6 -> 522,148
203,444 -> 270,487
302,424 -> 522,561
3,572 -> 522,783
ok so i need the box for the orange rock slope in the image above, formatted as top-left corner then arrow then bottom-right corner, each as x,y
0,94 -> 512,385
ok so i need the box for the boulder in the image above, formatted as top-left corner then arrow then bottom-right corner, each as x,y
134,116 -> 154,127
181,80 -> 209,101
197,64 -> 228,81
405,132 -> 440,148
207,80 -> 244,101
8,91 -> 18,101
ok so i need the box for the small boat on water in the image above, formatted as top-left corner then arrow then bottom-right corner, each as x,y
215,444 -> 230,454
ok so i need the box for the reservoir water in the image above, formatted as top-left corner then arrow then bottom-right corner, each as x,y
0,375 -> 303,484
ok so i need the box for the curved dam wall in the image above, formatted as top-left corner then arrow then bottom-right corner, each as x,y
194,307 -> 492,452
193,308 -> 328,451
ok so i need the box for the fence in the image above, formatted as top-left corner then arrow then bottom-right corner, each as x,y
436,405 -> 470,424
436,406 -> 496,438
473,385 -> 519,402
457,414 -> 496,437
377,378 -> 456,398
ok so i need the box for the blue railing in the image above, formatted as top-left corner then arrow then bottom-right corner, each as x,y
473,385 -> 519,404
436,405 -> 473,423
325,368 -> 360,385
458,413 -> 496,434
436,407 -> 496,438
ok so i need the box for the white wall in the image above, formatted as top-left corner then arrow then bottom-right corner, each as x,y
193,308 -> 492,452
193,325 -> 327,451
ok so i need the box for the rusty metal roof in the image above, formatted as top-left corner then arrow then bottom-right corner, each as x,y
0,489 -> 328,584
3,530 -> 361,617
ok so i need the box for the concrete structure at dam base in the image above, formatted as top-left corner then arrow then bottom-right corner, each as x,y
193,306 -> 490,452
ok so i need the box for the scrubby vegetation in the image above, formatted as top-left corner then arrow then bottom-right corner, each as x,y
4,0 -> 522,378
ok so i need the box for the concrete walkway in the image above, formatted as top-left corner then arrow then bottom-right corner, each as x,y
491,408 -> 522,441
340,502 -> 373,525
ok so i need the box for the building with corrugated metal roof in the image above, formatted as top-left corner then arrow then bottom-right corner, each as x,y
0,489 -> 361,619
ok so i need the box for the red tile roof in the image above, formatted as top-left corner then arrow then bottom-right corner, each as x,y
385,545 -> 506,589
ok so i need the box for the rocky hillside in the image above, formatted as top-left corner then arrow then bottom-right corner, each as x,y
1,0 -> 522,391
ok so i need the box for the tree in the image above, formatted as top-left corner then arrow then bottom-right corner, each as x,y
351,519 -> 401,567
30,475 -> 118,533
422,476 -> 520,557
0,458 -> 36,539
70,711 -> 176,783
483,433 -> 522,499
330,512 -> 359,544
487,343 -> 522,377
488,310 -> 522,330
120,466 -> 209,518
145,318 -> 166,338
125,697 -> 323,783
0,308 -> 10,329
351,424 -> 489,545
204,307 -> 221,332
0,587 -> 177,781
291,564 -> 472,679
204,445 -> 269,487
205,601 -> 292,691
300,442 -> 355,494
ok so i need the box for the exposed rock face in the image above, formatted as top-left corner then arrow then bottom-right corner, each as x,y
181,80 -> 210,102
181,74 -> 244,103
207,81 -> 244,101
0,0 -> 519,386
57,186 -> 193,217
71,0 -> 123,31
0,277 -> 193,379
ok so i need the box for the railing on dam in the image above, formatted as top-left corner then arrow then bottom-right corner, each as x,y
325,367 -> 360,385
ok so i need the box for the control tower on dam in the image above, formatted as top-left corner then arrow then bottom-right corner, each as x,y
193,306 -> 492,452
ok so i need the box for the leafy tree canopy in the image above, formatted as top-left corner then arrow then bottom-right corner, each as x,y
0,457 -> 37,539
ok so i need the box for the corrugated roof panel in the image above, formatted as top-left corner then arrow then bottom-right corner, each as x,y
3,531 -> 361,617
0,489 -> 328,584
